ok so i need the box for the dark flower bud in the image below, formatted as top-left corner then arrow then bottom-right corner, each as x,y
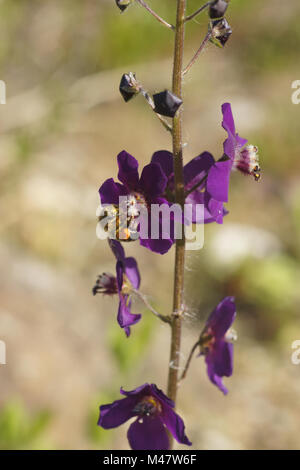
119,72 -> 141,102
209,0 -> 229,19
153,90 -> 183,118
210,18 -> 232,48
115,0 -> 133,12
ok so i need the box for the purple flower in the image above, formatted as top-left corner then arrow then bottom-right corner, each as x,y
99,151 -> 173,255
207,103 -> 261,205
199,297 -> 236,395
151,150 -> 227,224
98,383 -> 192,450
93,239 -> 141,337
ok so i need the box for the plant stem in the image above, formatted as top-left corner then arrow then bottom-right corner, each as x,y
132,288 -> 172,324
182,31 -> 212,76
178,340 -> 200,384
136,0 -> 175,30
167,0 -> 186,448
184,2 -> 211,23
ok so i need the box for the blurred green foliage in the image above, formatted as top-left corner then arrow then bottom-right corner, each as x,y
0,401 -> 51,450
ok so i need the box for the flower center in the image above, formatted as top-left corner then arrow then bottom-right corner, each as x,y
199,328 -> 215,354
234,145 -> 261,181
133,396 -> 162,418
99,192 -> 147,242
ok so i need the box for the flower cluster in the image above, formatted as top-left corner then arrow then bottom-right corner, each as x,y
98,103 -> 260,254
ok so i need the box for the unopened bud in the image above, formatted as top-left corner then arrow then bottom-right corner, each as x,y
115,0 -> 133,12
119,72 -> 141,102
209,0 -> 229,20
153,90 -> 183,118
210,18 -> 232,48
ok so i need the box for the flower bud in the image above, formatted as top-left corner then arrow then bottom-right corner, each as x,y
119,72 -> 141,102
115,0 -> 133,12
210,18 -> 232,48
209,0 -> 229,19
153,90 -> 183,118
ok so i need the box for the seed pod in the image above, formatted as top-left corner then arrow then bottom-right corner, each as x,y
119,73 -> 141,102
153,90 -> 183,118
115,0 -> 133,12
210,18 -> 232,48
209,0 -> 229,19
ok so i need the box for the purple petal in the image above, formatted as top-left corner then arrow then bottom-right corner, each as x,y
127,416 -> 170,450
205,341 -> 234,395
150,384 -> 174,409
140,235 -> 174,255
222,103 -> 248,160
205,192 -> 226,224
206,160 -> 231,203
139,163 -> 167,198
120,384 -> 151,397
222,102 -> 236,136
160,407 -> 192,446
205,296 -> 236,339
124,257 -> 141,289
108,239 -> 125,262
98,396 -> 137,429
117,297 -> 141,331
116,261 -> 125,293
151,150 -> 174,180
99,178 -> 127,205
117,150 -> 139,191
184,152 -> 215,188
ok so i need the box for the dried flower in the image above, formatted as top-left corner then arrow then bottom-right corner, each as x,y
153,90 -> 183,118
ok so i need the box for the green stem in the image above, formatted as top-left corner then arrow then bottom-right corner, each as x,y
167,0 -> 186,449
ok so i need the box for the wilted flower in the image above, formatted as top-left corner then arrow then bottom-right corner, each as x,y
199,296 -> 236,394
99,150 -> 174,254
93,239 -> 141,336
98,383 -> 192,450
153,90 -> 183,118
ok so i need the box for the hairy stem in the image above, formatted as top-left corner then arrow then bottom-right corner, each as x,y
167,0 -> 186,448
132,288 -> 172,324
137,0 -> 175,30
182,31 -> 212,76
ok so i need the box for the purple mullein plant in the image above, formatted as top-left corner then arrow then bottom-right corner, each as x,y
94,1 -> 261,450
98,383 -> 191,450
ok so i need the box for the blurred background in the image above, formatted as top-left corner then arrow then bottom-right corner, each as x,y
0,0 -> 300,449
